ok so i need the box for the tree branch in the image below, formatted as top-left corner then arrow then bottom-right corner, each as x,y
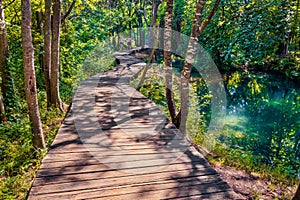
199,0 -> 220,34
3,0 -> 16,9
143,7 -> 149,27
61,0 -> 76,24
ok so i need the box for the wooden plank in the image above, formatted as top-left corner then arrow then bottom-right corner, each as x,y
41,147 -> 206,165
48,147 -> 187,155
38,155 -> 211,177
40,158 -> 100,168
43,151 -> 187,163
34,165 -> 217,186
39,154 -> 208,169
54,131 -> 184,141
29,180 -> 232,199
48,142 -> 191,154
49,143 -> 187,153
31,171 -> 222,195
28,50 -> 236,200
87,187 -> 233,200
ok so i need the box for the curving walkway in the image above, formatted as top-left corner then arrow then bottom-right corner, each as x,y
28,49 -> 236,199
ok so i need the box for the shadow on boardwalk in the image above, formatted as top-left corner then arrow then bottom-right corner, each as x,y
28,49 -> 237,199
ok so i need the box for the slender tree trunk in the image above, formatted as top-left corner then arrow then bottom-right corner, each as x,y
137,29 -> 159,90
36,11 -> 44,83
151,0 -> 161,27
151,0 -> 161,62
172,0 -> 184,51
111,30 -> 117,48
148,0 -> 161,62
43,0 -> 51,107
173,0 -> 182,32
36,11 -> 43,31
50,0 -> 63,111
0,0 -> 7,121
180,0 -> 206,135
142,2 -> 149,27
128,0 -> 133,49
164,0 -> 180,127
21,0 -> 46,149
137,3 -> 144,46
134,28 -> 138,45
0,94 -> 6,122
0,0 -> 8,92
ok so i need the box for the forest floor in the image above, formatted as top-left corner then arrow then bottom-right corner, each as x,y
213,165 -> 296,199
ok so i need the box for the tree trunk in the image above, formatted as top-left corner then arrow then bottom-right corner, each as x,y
0,0 -> 8,117
148,0 -> 161,62
134,28 -> 138,45
128,0 -> 133,49
137,0 -> 145,46
137,29 -> 159,90
21,0 -> 46,149
0,0 -> 8,93
293,183 -> 300,200
43,0 -> 51,107
36,11 -> 44,85
164,0 -> 180,127
50,0 -> 63,110
111,30 -> 117,48
0,94 -> 6,123
172,0 -> 185,50
151,0 -> 161,27
180,0 -> 206,135
142,1 -> 149,27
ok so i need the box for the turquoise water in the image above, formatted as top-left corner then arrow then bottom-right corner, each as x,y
208,71 -> 299,176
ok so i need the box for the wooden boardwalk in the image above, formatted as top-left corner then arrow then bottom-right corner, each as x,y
28,49 -> 236,199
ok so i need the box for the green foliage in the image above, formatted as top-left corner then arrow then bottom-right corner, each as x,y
159,0 -> 300,78
198,0 -> 299,78
0,91 -> 65,199
0,118 -> 44,199
207,141 -> 298,186
0,120 -> 35,175
0,171 -> 36,200
1,0 -> 299,198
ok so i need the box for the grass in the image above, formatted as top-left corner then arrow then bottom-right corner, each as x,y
203,141 -> 298,186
